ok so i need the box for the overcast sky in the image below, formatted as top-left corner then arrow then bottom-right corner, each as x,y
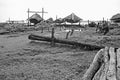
0,0 -> 119,22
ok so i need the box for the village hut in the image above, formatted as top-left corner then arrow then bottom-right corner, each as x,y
54,18 -> 65,23
63,13 -> 82,23
110,13 -> 120,23
54,18 -> 65,28
29,13 -> 43,24
46,18 -> 54,23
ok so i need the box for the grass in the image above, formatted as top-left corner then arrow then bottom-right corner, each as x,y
0,40 -> 98,80
0,26 -> 119,80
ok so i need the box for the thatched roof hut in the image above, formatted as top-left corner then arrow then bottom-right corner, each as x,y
54,18 -> 65,23
63,13 -> 82,23
110,13 -> 120,23
46,18 -> 54,23
29,13 -> 43,24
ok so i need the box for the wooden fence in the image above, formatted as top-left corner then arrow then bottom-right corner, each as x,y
83,47 -> 120,80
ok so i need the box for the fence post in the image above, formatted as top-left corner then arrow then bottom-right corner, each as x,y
70,29 -> 74,36
83,47 -> 118,80
51,27 -> 55,46
66,31 -> 70,39
41,27 -> 43,33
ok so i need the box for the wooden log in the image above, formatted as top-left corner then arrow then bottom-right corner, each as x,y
83,47 -> 117,80
91,47 -> 109,80
28,34 -> 104,50
107,47 -> 117,80
82,49 -> 105,80
117,48 -> 120,80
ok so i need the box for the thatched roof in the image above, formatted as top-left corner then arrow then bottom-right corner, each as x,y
63,13 -> 82,23
111,13 -> 120,20
110,13 -> 120,22
54,18 -> 65,23
29,13 -> 43,24
46,18 -> 54,23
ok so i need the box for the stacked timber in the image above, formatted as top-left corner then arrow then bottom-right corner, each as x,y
83,47 -> 120,80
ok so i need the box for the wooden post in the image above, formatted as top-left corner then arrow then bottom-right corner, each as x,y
66,31 -> 70,39
27,8 -> 48,22
117,48 -> 120,79
28,8 -> 30,27
107,47 -> 117,80
88,20 -> 89,27
79,21 -> 81,26
51,27 -> 55,46
103,17 -> 104,22
70,29 -> 74,36
41,27 -> 43,33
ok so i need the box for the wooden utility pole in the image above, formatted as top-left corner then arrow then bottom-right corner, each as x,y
27,8 -> 48,26
41,8 -> 48,19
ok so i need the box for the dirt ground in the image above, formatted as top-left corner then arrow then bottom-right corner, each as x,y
0,27 -> 120,80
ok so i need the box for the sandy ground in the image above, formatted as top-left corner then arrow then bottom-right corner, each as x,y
0,27 -> 120,80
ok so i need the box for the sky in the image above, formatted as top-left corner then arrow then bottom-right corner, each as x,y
0,0 -> 119,22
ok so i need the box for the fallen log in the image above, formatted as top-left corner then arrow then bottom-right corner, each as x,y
28,34 -> 104,50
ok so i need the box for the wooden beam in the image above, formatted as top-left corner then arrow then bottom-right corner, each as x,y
27,8 -> 48,21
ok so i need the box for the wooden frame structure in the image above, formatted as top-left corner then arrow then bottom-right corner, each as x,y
27,8 -> 48,26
